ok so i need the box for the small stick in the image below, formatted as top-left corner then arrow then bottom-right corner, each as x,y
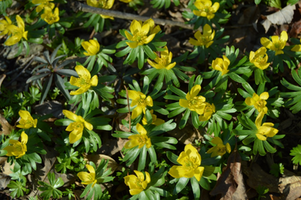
69,1 -> 194,30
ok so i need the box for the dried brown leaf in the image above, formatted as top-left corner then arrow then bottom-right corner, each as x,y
1,159 -> 14,176
279,175 -> 301,200
210,149 -> 247,200
0,114 -> 13,136
261,4 -> 296,33
243,163 -> 279,193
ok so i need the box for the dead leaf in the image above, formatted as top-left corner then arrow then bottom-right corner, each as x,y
261,4 -> 296,33
0,157 -> 7,166
279,175 -> 301,200
0,114 -> 13,136
0,174 -> 10,190
243,162 -> 279,193
210,149 -> 248,200
1,159 -> 14,175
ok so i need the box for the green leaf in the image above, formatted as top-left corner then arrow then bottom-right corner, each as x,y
40,74 -> 53,104
166,151 -> 179,165
138,145 -> 147,171
143,45 -> 156,60
8,181 -> 28,198
255,0 -> 261,4
191,177 -> 201,199
38,173 -> 64,200
173,177 -> 189,195
290,145 -> 301,165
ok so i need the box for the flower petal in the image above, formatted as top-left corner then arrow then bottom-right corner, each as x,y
136,123 -> 147,135
21,132 -> 28,144
194,166 -> 204,181
63,110 -> 79,121
211,136 -> 223,145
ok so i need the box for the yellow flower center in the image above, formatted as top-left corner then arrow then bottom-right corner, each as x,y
274,43 -> 280,49
216,144 -> 226,153
256,99 -> 265,109
138,95 -> 147,105
189,97 -> 204,108
184,156 -> 199,170
134,33 -> 147,45
138,135 -> 148,145
71,121 -> 83,130
14,143 -> 23,152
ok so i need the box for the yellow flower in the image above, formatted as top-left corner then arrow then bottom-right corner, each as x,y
4,15 -> 28,46
212,55 -> 230,76
142,110 -> 165,126
120,0 -> 133,3
255,112 -> 278,141
17,110 -> 37,129
291,39 -> 301,52
125,19 -> 161,49
63,110 -> 93,144
70,65 -> 98,95
245,92 -> 269,114
4,131 -> 28,159
168,144 -> 204,181
82,39 -> 100,56
124,123 -> 151,149
189,24 -> 215,48
260,31 -> 288,55
87,0 -> 115,19
147,46 -> 176,70
179,85 -> 206,114
77,164 -> 97,187
207,137 -> 231,157
0,16 -> 16,36
41,7 -> 60,25
32,0 -> 55,13
249,47 -> 270,70
124,170 -> 151,195
198,102 -> 215,121
128,90 -> 153,119
193,0 -> 220,20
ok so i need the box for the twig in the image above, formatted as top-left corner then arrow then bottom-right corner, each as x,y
69,1 -> 194,30
124,85 -> 131,131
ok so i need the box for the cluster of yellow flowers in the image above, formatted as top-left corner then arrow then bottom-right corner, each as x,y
245,93 -> 278,141
123,141 -> 230,194
3,110 -> 36,158
33,0 -> 59,24
180,85 -> 215,121
0,15 -> 27,46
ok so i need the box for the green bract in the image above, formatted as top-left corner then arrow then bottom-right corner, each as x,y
234,113 -> 284,156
